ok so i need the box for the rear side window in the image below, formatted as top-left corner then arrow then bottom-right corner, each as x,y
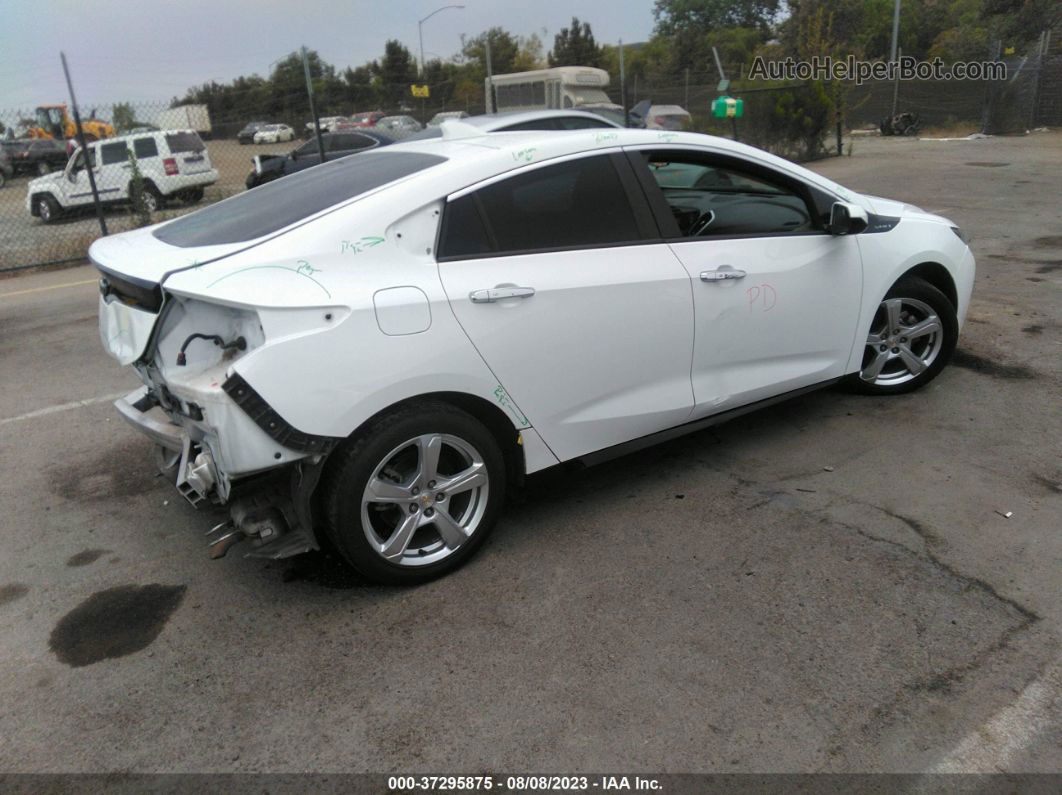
164,132 -> 205,154
555,117 -> 614,130
133,137 -> 159,158
154,151 -> 446,247
100,141 -> 128,165
471,155 -> 640,254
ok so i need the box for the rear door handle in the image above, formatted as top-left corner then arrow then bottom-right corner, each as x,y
469,285 -> 536,303
700,268 -> 747,282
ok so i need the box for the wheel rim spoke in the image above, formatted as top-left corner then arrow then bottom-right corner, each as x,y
884,298 -> 904,332
897,345 -> 927,374
366,477 -> 411,504
433,508 -> 467,550
380,512 -> 420,560
436,463 -> 487,496
861,349 -> 889,381
904,316 -> 941,339
416,434 -> 443,487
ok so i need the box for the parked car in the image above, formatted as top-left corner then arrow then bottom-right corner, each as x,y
91,124 -> 974,584
0,149 -> 12,188
237,121 -> 271,145
245,129 -> 393,188
253,124 -> 296,144
377,115 -> 423,136
646,104 -> 693,130
427,110 -> 469,127
27,129 -> 217,223
407,109 -> 622,141
305,116 -> 348,134
343,111 -> 385,128
1,138 -> 69,176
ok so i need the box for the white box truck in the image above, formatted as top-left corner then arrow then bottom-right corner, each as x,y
156,104 -> 212,137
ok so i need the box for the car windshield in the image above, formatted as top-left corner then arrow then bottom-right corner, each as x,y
153,151 -> 446,247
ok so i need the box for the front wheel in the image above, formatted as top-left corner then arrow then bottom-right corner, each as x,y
35,194 -> 60,223
320,402 -> 506,585
848,277 -> 957,395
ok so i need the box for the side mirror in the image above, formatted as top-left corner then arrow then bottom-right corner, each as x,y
829,201 -> 869,235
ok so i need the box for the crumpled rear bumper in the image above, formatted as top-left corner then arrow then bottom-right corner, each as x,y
115,387 -> 183,452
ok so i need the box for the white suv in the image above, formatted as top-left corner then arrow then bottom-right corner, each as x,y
26,130 -> 218,223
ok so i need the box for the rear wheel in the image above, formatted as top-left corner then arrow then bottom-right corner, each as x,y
849,277 -> 957,395
320,402 -> 506,585
182,187 -> 204,204
35,194 -> 60,223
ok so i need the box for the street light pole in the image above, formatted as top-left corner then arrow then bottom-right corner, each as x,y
418,4 -> 465,77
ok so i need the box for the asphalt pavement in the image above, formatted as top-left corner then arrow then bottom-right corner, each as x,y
0,132 -> 1059,774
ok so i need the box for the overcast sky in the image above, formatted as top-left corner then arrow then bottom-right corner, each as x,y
1,0 -> 655,110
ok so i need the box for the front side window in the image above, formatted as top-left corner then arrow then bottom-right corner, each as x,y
643,154 -> 816,237
441,155 -> 641,257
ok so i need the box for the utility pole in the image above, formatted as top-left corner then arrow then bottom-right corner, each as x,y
61,52 -> 106,237
684,67 -> 689,109
619,39 -> 627,126
889,0 -> 901,64
302,46 -> 326,164
485,36 -> 494,113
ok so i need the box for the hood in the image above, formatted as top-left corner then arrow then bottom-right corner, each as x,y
28,172 -> 65,192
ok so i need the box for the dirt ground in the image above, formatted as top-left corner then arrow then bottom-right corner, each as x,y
0,131 -> 1059,775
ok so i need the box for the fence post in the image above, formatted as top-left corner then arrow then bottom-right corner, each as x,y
60,52 -> 107,238
891,47 -> 902,116
980,39 -> 1001,134
301,46 -> 326,164
619,40 -> 627,127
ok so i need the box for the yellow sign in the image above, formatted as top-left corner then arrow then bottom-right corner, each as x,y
410,84 -> 430,98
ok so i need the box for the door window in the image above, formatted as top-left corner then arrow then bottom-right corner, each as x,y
642,154 -> 817,237
133,137 -> 159,158
100,142 -> 128,166
442,155 -> 642,256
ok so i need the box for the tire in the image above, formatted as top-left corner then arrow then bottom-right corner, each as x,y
320,401 -> 506,585
37,161 -> 51,176
847,276 -> 958,395
140,184 -> 164,213
35,194 -> 60,224
183,187 -> 204,204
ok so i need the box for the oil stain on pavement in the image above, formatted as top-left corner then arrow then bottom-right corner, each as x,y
951,349 -> 1036,380
49,584 -> 186,667
66,549 -> 109,567
0,584 -> 29,607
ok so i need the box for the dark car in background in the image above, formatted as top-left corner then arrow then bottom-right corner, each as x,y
237,121 -> 272,145
244,129 -> 393,188
0,149 -> 12,188
1,139 -> 69,176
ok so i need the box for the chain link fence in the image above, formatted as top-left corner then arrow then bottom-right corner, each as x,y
1,31 -> 1059,272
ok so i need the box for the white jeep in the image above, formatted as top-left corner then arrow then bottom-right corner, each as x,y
26,130 -> 219,223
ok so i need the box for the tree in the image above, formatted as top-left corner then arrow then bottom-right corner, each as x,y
112,102 -> 137,132
375,39 -> 418,108
548,17 -> 604,67
653,0 -> 781,36
514,34 -> 546,71
462,28 -> 520,76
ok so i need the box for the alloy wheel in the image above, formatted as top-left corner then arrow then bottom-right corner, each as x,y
360,433 -> 490,567
860,297 -> 943,386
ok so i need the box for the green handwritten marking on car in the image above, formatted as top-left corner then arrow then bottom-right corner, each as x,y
340,236 -> 385,254
657,132 -> 679,143
511,148 -> 537,163
206,262 -> 331,299
594,132 -> 619,144
494,385 -> 530,428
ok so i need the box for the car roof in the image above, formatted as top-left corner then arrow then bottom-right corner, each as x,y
650,105 -> 691,116
386,124 -> 854,203
408,109 -> 625,141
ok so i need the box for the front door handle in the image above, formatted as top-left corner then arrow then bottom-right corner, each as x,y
700,268 -> 747,282
469,285 -> 536,303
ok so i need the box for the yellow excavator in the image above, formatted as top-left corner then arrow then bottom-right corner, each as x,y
28,104 -> 114,142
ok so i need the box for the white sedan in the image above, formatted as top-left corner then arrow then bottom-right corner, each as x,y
91,124 -> 975,584
252,124 -> 295,144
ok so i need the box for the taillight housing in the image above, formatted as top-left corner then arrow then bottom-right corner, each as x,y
163,157 -> 178,176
